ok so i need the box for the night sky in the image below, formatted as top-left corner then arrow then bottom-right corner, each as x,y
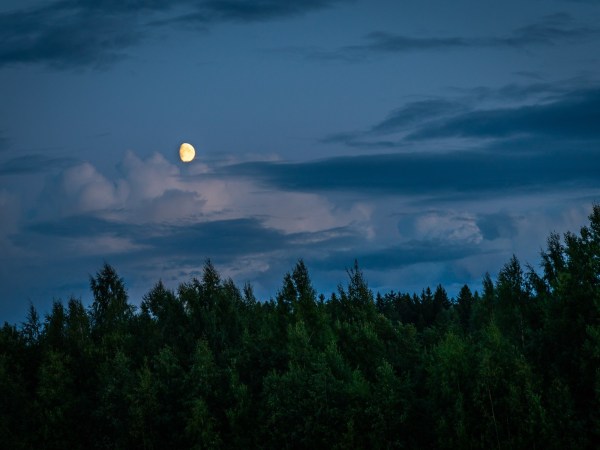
1,0 -> 599,323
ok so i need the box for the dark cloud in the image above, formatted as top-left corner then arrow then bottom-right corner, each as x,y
321,98 -> 466,148
408,87 -> 600,140
0,0 -> 350,69
501,12 -> 595,45
0,5 -> 143,69
0,154 -> 76,175
476,213 -> 519,240
306,13 -> 597,61
223,144 -> 600,196
369,99 -> 466,135
455,81 -> 567,102
26,213 -> 359,262
302,33 -> 469,62
139,218 -> 291,257
26,214 -> 132,238
312,239 -> 488,272
320,131 -> 399,149
195,0 -> 348,22
348,32 -> 469,53
323,83 -> 599,150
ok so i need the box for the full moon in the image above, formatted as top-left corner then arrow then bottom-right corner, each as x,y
179,143 -> 195,162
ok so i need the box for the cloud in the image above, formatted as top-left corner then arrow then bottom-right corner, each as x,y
0,154 -> 76,175
223,142 -> 600,197
177,0 -> 349,23
26,215 -> 289,258
38,162 -> 122,217
501,12 -> 596,45
0,0 -> 350,69
408,87 -> 600,140
345,32 -> 469,55
5,148 -> 380,311
303,13 -> 598,61
453,81 -> 571,102
476,213 -> 519,240
312,238 -> 488,272
411,211 -> 483,244
4,149 -> 597,320
137,218 -> 307,257
0,5 -> 143,69
32,150 -> 373,243
27,214 -> 134,238
26,150 -> 374,273
368,99 -> 467,135
117,151 -> 182,202
322,83 -> 600,150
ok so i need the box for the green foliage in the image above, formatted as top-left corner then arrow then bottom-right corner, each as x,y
4,206 -> 600,448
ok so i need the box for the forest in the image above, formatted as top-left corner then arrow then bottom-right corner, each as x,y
2,207 -> 600,449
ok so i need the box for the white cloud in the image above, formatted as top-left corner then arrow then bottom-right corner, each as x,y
38,162 -> 120,218
118,150 -> 181,202
66,234 -> 149,255
37,150 -> 374,238
414,210 -> 483,244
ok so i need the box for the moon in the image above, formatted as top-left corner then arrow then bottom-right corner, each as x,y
179,142 -> 195,163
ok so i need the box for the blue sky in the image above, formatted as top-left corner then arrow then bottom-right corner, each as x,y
1,0 -> 599,323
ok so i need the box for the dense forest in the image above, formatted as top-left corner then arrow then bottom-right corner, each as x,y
2,207 -> 600,449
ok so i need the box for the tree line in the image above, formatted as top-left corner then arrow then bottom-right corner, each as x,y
2,207 -> 600,448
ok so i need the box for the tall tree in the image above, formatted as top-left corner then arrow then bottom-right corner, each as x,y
456,284 -> 474,333
89,263 -> 133,350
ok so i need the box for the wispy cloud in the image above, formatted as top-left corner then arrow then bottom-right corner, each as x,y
0,4 -> 143,69
301,13 -> 598,61
223,143 -> 600,196
0,0 -> 351,69
322,83 -> 600,150
0,154 -> 76,175
407,87 -> 600,140
476,213 -> 520,241
368,99 -> 466,135
170,0 -> 350,24
312,239 -> 489,272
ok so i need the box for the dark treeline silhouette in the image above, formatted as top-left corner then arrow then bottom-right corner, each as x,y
2,207 -> 600,449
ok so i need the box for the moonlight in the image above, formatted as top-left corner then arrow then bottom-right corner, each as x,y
179,143 -> 195,163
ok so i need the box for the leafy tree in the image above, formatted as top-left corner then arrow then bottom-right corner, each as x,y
495,255 -> 531,349
139,280 -> 191,362
36,350 -> 78,449
90,263 -> 134,351
427,331 -> 475,449
43,301 -> 67,350
455,284 -> 474,333
329,260 -> 377,324
129,346 -> 188,449
94,350 -> 135,449
472,322 -> 547,449
21,303 -> 41,346
185,339 -> 223,448
0,324 -> 35,449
